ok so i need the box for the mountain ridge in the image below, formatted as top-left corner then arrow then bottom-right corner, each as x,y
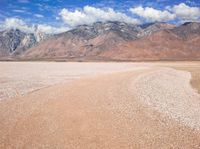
0,21 -> 200,61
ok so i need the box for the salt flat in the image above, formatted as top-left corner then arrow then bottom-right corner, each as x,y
0,62 -> 151,100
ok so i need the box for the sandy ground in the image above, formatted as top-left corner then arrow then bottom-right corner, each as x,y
0,62 -> 200,148
173,65 -> 200,94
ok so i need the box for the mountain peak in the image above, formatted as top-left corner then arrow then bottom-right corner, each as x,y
63,21 -> 141,41
182,22 -> 200,26
137,22 -> 175,37
172,22 -> 200,39
0,27 -> 48,55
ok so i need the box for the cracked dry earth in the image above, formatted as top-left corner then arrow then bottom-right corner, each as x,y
0,62 -> 200,148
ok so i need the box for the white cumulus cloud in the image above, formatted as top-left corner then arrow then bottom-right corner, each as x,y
130,6 -> 175,22
3,18 -> 33,32
36,24 -> 69,34
171,3 -> 200,21
0,18 -> 69,34
59,6 -> 140,27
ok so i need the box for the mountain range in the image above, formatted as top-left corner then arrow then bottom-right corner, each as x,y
0,21 -> 200,61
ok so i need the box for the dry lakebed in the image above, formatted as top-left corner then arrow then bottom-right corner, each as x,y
0,61 -> 200,148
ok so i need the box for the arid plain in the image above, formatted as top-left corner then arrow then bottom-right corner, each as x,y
0,61 -> 200,148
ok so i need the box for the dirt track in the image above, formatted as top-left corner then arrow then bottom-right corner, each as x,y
0,62 -> 200,148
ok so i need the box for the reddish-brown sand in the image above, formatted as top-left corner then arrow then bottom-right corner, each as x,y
0,62 -> 200,148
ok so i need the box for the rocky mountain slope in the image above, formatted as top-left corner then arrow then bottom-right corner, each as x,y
0,29 -> 35,56
99,22 -> 200,61
0,27 -> 50,58
0,21 -> 200,61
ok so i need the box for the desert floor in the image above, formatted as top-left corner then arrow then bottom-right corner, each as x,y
0,61 -> 200,148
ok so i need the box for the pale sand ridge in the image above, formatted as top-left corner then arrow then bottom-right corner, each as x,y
133,68 -> 200,130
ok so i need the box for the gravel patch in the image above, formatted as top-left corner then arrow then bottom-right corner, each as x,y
133,68 -> 200,130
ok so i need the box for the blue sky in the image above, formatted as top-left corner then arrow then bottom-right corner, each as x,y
0,0 -> 199,33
